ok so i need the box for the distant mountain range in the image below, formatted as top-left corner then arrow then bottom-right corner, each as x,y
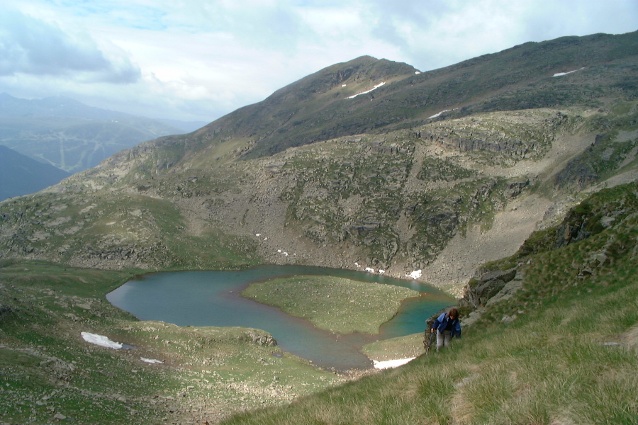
0,93 -> 206,173
0,145 -> 70,201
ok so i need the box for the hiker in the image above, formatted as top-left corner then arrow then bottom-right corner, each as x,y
431,308 -> 461,351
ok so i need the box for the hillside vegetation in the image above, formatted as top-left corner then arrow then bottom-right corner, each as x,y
222,181 -> 638,425
2,32 -> 637,295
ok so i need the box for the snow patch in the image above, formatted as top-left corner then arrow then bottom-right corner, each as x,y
407,270 -> 422,279
347,82 -> 386,99
428,108 -> 458,119
351,262 -> 385,274
256,233 -> 294,257
141,357 -> 163,364
355,262 -> 384,274
428,110 -> 449,119
553,67 -> 585,77
373,357 -> 415,369
81,332 -> 123,349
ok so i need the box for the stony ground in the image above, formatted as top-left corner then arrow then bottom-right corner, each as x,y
226,113 -> 603,297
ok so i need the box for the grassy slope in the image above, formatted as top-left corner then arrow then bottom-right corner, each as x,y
0,189 -> 261,271
0,263 -> 172,424
1,181 -> 636,425
0,262 -> 346,424
221,182 -> 638,424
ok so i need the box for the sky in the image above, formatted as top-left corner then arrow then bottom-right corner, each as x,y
1,1 -> 637,124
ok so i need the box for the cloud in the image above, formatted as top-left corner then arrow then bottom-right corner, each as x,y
0,0 -> 636,123
350,0 -> 638,70
0,8 -> 140,83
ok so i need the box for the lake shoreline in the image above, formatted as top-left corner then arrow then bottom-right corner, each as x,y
107,265 -> 453,370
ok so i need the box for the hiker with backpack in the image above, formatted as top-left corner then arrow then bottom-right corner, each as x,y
430,308 -> 461,351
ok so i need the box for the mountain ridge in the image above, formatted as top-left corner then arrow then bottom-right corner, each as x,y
190,30 -> 638,160
0,31 -> 637,295
0,145 -> 71,201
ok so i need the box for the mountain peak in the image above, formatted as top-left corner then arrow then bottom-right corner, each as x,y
196,31 -> 638,159
268,55 -> 417,100
199,55 -> 419,157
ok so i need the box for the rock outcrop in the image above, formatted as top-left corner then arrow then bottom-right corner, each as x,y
462,268 -> 518,309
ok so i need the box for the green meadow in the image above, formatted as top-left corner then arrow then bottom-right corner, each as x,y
242,275 -> 420,334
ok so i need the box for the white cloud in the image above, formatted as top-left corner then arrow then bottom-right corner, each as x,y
0,0 -> 636,122
357,0 -> 638,71
0,8 -> 140,82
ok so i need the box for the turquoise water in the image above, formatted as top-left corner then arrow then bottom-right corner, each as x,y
106,265 -> 453,370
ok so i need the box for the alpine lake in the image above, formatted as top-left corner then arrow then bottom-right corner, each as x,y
107,265 -> 454,370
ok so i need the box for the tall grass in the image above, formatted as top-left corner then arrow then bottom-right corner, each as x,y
224,270 -> 638,424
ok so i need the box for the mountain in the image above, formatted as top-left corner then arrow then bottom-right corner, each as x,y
0,31 -> 637,295
0,94 -> 193,173
1,30 -> 638,424
0,145 -> 70,201
201,32 -> 638,158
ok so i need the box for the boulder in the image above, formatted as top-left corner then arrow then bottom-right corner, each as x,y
463,268 -> 518,309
